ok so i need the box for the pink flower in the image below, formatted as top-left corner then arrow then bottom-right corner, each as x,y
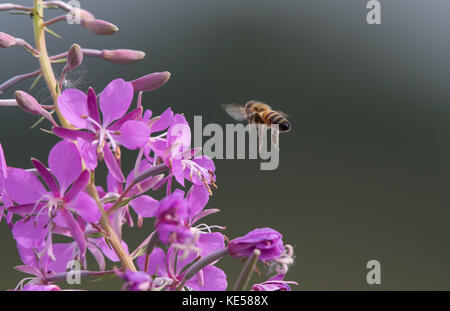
136,233 -> 227,291
149,113 -> 216,193
252,274 -> 298,291
53,78 -> 150,182
228,227 -> 284,261
21,284 -> 61,291
117,270 -> 152,291
155,189 -> 191,244
4,140 -> 100,261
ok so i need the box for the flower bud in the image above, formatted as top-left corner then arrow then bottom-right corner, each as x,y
15,91 -> 57,126
0,32 -> 16,48
14,91 -> 42,115
130,72 -> 171,93
76,8 -> 95,20
101,49 -> 146,65
67,44 -> 83,70
0,4 -> 16,11
82,19 -> 118,35
228,227 -> 284,261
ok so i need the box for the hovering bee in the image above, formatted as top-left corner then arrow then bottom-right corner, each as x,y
222,100 -> 291,150
221,100 -> 291,132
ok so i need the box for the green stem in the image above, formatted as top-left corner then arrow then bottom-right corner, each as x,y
88,173 -> 137,272
106,163 -> 167,216
45,269 -> 116,283
232,249 -> 261,291
32,0 -> 137,273
32,0 -> 70,128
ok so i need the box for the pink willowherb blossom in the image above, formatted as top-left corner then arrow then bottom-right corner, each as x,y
5,140 -> 100,261
0,1 -> 297,292
251,274 -> 298,291
228,227 -> 285,261
53,78 -> 150,182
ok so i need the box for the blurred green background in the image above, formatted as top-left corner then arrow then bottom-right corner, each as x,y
2,0 -> 450,290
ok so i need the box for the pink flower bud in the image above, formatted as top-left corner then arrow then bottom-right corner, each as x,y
14,91 -> 42,115
67,44 -> 83,70
0,4 -> 16,11
14,91 -> 57,126
82,19 -> 119,35
76,8 -> 95,20
0,32 -> 16,48
130,72 -> 171,93
101,49 -> 146,65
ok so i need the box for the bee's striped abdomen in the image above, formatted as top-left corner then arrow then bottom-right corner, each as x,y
261,110 -> 291,132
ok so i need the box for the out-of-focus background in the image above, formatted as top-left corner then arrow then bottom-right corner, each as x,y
1,0 -> 450,290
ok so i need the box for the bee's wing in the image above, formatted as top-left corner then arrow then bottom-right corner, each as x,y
274,110 -> 289,118
221,103 -> 246,121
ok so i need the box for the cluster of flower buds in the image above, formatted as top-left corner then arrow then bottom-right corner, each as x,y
0,1 -> 297,291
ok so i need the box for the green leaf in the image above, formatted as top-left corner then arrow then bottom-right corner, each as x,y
30,116 -> 46,129
86,232 -> 105,239
92,273 -> 118,282
39,128 -> 55,135
51,58 -> 67,64
29,73 -> 42,90
9,11 -> 31,15
44,27 -> 62,39
132,247 -> 147,259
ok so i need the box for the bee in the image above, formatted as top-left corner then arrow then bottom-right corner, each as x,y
222,100 -> 291,150
222,100 -> 291,132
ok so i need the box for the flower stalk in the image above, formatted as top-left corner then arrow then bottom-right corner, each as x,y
232,249 -> 261,291
87,173 -> 137,272
32,0 -> 69,128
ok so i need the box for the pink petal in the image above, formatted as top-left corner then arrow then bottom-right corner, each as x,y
130,195 -> 159,218
48,243 -> 77,274
143,109 -> 152,122
8,203 -> 43,216
31,158 -> 59,197
60,208 -> 86,261
187,184 -> 209,218
108,107 -> 143,131
14,265 -> 42,278
171,159 -> 185,187
0,143 -> 7,178
197,232 -> 225,256
187,265 -> 227,291
136,247 -> 167,276
48,140 -> 82,193
87,87 -> 100,125
99,78 -> 133,126
106,171 -> 123,194
87,243 -> 106,271
115,120 -> 150,150
53,127 -> 96,141
64,170 -> 90,203
151,108 -> 173,133
192,155 -> 215,173
191,208 -> 220,225
58,89 -> 89,128
12,216 -> 48,266
22,284 -> 61,291
5,168 -> 47,204
103,144 -> 125,182
92,237 -> 129,262
77,138 -> 98,171
66,191 -> 101,223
